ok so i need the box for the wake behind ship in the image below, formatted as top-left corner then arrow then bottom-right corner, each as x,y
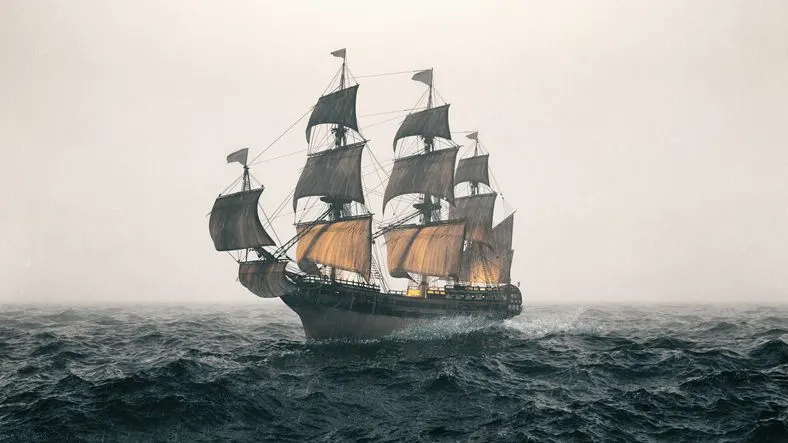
208,49 -> 522,339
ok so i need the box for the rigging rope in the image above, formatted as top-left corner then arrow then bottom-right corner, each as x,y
353,69 -> 423,79
246,108 -> 312,166
358,108 -> 423,118
248,149 -> 306,166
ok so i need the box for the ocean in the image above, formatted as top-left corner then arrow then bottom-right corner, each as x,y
1,303 -> 786,442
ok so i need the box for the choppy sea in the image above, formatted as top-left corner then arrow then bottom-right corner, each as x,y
1,303 -> 787,442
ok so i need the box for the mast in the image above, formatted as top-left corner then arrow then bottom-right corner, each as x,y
326,53 -> 348,281
414,70 -> 439,294
242,165 -> 251,192
292,48 -> 373,284
385,68 -> 461,293
470,133 -> 479,196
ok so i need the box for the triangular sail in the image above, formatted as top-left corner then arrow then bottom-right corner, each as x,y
305,85 -> 360,143
383,221 -> 466,279
392,104 -> 451,150
382,147 -> 458,212
209,189 -> 276,251
492,213 -> 514,251
448,193 -> 497,245
293,141 -> 366,210
454,154 -> 490,187
295,215 -> 372,281
238,261 -> 296,298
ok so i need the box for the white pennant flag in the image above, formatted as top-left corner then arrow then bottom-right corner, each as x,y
412,69 -> 433,87
226,148 -> 249,166
330,48 -> 346,59
466,131 -> 479,141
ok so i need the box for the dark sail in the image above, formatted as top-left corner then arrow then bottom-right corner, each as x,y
492,214 -> 514,251
382,147 -> 458,212
293,141 -> 366,210
238,261 -> 296,298
448,193 -> 497,245
454,154 -> 490,187
305,85 -> 360,142
392,104 -> 451,150
209,189 -> 275,251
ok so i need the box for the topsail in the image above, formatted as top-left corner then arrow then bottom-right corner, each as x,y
392,104 -> 452,150
448,193 -> 497,245
293,141 -> 366,210
305,85 -> 360,143
454,154 -> 490,187
383,147 -> 458,212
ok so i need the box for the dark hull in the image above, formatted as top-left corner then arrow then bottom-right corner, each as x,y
281,277 -> 523,340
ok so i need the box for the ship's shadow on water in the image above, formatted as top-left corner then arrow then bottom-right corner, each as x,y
1,304 -> 787,442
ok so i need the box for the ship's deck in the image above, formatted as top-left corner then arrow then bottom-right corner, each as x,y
286,274 -> 523,319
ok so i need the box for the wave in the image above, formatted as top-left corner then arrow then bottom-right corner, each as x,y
1,304 -> 787,442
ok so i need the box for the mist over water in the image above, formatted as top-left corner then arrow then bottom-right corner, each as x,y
2,303 -> 786,441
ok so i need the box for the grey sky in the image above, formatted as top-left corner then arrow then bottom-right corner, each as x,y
1,0 -> 786,304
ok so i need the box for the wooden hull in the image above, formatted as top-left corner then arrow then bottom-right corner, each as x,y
280,277 -> 523,340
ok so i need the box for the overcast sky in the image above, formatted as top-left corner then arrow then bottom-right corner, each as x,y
1,0 -> 786,305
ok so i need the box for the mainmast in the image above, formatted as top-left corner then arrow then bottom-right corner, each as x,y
414,70 -> 439,293
384,68 -> 465,295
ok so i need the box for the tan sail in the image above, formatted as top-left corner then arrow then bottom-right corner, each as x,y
293,141 -> 366,210
295,215 -> 372,281
382,147 -> 458,212
383,221 -> 466,279
448,193 -> 497,245
392,104 -> 452,150
238,261 -> 296,298
461,214 -> 515,284
209,189 -> 276,251
460,243 -> 513,284
454,154 -> 490,187
305,85 -> 360,142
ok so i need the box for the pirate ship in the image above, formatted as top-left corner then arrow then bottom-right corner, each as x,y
208,49 -> 522,339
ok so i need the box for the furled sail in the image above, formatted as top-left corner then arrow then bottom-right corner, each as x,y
209,189 -> 276,251
238,261 -> 296,298
305,85 -> 360,143
448,193 -> 497,245
392,104 -> 451,150
383,221 -> 466,279
293,141 -> 366,210
454,154 -> 490,187
382,147 -> 458,212
295,215 -> 372,281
